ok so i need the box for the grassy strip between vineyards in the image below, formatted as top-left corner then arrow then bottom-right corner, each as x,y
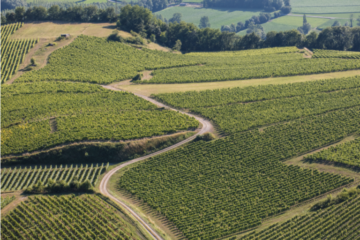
0,163 -> 109,192
1,23 -> 38,83
154,76 -> 360,135
239,194 -> 360,240
144,48 -> 360,84
1,82 -> 199,156
16,35 -> 201,84
0,194 -> 143,240
305,137 -> 360,168
119,105 -> 360,239
1,196 -> 16,209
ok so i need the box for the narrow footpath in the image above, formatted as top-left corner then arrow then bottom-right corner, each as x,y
99,85 -> 213,240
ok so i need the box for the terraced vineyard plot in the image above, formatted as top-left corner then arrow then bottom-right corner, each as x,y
154,76 -> 360,108
313,49 -> 360,59
119,105 -> 360,239
0,163 -> 108,191
145,48 -> 360,84
17,35 -> 201,84
0,194 -> 142,240
240,195 -> 360,240
155,76 -> 360,134
305,137 -> 360,168
1,82 -> 199,155
193,88 -> 360,134
1,23 -> 38,83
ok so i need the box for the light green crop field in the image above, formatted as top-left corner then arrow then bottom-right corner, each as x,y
291,0 -> 360,14
155,6 -> 264,30
272,16 -> 329,27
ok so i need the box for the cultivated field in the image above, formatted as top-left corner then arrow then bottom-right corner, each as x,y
1,82 -> 198,155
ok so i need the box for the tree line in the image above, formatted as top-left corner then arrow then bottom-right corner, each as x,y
203,0 -> 291,13
2,4 -> 360,52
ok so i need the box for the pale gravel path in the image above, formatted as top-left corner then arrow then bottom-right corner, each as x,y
99,84 -> 213,240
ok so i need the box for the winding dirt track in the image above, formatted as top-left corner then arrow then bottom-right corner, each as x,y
99,85 -> 213,240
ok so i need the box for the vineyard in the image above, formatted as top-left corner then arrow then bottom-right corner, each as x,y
239,194 -> 360,240
0,194 -> 142,240
119,104 -> 360,239
153,76 -> 360,109
144,49 -> 360,84
1,196 -> 16,209
313,49 -> 360,59
16,35 -> 201,84
154,76 -> 360,134
1,23 -> 38,83
1,82 -> 199,156
0,163 -> 109,192
305,137 -> 360,168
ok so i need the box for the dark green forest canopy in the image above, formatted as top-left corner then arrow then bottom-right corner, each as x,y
1,82 -> 199,156
120,77 -> 360,239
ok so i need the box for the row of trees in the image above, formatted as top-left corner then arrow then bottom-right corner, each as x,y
221,12 -> 273,33
118,5 -> 360,52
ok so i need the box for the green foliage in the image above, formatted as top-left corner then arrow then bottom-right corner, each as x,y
16,35 -> 201,84
1,196 -> 16,209
0,194 -> 142,240
119,105 -> 360,239
305,137 -> 360,168
313,49 -> 360,59
1,22 -> 37,83
2,132 -> 194,165
1,82 -> 199,155
144,47 -> 360,84
195,132 -> 216,141
1,163 -> 109,191
154,76 -> 360,109
240,195 -> 360,240
310,187 -> 360,211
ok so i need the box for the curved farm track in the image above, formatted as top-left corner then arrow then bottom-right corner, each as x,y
99,85 -> 213,240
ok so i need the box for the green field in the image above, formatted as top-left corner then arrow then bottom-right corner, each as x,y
1,194 -> 144,239
0,163 -> 108,191
1,82 -> 198,155
305,138 -> 360,168
119,75 -> 360,239
145,48 -> 360,84
240,193 -> 360,240
155,6 -> 265,30
17,35 -> 200,84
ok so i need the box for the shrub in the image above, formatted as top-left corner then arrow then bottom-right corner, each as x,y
195,132 -> 216,141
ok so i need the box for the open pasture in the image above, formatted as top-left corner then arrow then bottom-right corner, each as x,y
155,6 -> 264,30
291,0 -> 360,14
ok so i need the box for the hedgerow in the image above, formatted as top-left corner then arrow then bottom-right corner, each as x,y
1,82 -> 199,155
16,35 -> 201,84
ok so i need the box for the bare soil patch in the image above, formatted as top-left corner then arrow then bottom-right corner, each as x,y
141,70 -> 153,80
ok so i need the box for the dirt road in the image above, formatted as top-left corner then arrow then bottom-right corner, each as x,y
99,85 -> 213,240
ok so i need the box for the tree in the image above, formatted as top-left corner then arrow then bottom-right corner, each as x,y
5,12 -> 16,22
169,13 -> 182,23
150,34 -> 156,42
357,16 -> 360,26
303,14 -> 307,24
15,6 -> 25,21
280,6 -> 291,14
199,16 -> 210,29
350,14 -> 354,27
221,25 -> 231,32
48,5 -> 60,20
332,20 -> 341,27
236,22 -> 245,32
1,13 -> 6,24
230,23 -> 236,32
173,39 -> 182,51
